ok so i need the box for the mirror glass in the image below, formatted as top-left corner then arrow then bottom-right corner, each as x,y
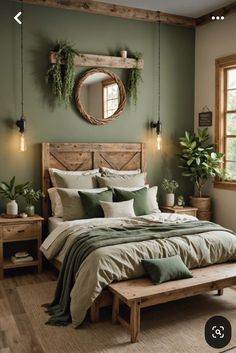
80,73 -> 120,120
75,68 -> 126,125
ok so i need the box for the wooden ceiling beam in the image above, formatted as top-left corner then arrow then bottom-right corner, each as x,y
16,0 -> 196,28
196,1 -> 236,26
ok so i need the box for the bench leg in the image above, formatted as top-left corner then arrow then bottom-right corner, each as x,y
130,301 -> 141,343
112,294 -> 120,324
90,300 -> 100,322
217,289 -> 224,296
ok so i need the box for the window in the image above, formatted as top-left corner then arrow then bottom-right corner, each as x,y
215,55 -> 236,190
103,79 -> 119,119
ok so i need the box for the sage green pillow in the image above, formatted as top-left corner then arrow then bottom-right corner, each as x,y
113,187 -> 150,216
54,172 -> 99,188
142,255 -> 193,284
78,190 -> 113,218
96,173 -> 146,188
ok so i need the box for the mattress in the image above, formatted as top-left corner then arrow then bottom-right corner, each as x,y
48,217 -> 64,232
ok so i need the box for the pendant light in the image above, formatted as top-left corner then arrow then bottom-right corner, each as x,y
151,14 -> 162,151
16,0 -> 26,152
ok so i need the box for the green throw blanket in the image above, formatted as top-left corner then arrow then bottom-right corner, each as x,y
44,221 -> 234,326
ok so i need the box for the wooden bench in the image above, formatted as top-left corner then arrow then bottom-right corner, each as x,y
108,263 -> 236,343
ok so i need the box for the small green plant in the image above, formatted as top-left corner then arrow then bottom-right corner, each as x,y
0,177 -> 29,200
161,179 -> 179,193
127,52 -> 143,105
46,41 -> 79,106
22,184 -> 44,205
179,128 -> 224,197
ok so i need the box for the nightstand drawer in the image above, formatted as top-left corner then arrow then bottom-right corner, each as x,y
180,210 -> 196,216
2,223 -> 38,240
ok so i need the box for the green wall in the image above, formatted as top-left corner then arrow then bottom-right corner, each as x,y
0,0 -> 195,211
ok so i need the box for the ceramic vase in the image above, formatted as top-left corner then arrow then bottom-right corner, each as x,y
26,205 -> 35,217
6,200 -> 18,216
165,193 -> 175,207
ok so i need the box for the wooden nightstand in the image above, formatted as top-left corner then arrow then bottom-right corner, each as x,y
0,215 -> 44,279
160,206 -> 198,217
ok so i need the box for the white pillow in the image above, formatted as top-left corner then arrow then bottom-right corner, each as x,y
48,187 -> 108,218
147,186 -> 160,213
100,167 -> 141,175
49,168 -> 99,187
100,199 -> 135,218
113,186 -> 160,214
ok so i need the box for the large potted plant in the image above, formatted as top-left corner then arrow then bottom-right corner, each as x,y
0,177 -> 29,216
179,128 -> 224,220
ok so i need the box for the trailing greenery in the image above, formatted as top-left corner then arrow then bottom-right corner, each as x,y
179,128 -> 225,197
0,177 -> 29,200
161,179 -> 179,193
46,41 -> 79,106
22,183 -> 44,205
127,52 -> 143,105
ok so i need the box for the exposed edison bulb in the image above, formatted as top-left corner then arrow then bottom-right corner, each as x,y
156,134 -> 162,151
19,132 -> 27,152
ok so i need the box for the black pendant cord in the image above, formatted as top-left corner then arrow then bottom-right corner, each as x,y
157,13 -> 161,123
21,0 -> 24,118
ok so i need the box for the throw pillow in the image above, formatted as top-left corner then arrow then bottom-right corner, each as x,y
100,199 -> 135,218
113,187 -> 150,216
78,190 -> 113,218
142,255 -> 193,284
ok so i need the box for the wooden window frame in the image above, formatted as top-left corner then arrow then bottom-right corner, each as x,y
215,54 -> 236,191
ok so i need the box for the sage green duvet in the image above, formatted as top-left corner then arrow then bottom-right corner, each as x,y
41,213 -> 236,327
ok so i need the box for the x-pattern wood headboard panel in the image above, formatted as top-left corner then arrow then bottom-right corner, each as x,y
42,142 -> 145,219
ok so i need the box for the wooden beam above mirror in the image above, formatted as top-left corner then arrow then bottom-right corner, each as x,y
49,52 -> 144,69
16,0 -> 196,28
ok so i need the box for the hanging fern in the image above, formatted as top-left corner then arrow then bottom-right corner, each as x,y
46,41 -> 79,107
127,52 -> 143,105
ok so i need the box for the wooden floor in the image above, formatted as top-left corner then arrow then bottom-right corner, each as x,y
0,269 -> 57,353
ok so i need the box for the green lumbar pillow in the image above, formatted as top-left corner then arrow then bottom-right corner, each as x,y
78,189 -> 113,218
142,255 -> 193,284
113,187 -> 150,216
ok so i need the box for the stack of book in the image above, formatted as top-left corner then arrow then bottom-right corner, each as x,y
11,251 -> 33,264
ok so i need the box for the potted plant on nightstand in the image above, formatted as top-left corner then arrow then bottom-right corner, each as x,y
161,179 -> 179,207
0,177 -> 29,216
179,128 -> 224,220
22,184 -> 44,216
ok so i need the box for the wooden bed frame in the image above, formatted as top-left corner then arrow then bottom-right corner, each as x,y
41,142 -> 146,320
41,142 -> 236,329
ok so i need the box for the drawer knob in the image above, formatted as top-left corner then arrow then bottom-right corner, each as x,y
18,230 -> 25,233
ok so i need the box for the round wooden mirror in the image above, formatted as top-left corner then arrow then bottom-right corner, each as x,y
75,68 -> 126,125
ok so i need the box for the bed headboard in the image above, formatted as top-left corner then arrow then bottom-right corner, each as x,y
42,142 -> 146,219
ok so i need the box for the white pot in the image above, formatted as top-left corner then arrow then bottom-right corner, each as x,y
165,193 -> 175,207
6,200 -> 18,215
120,50 -> 127,59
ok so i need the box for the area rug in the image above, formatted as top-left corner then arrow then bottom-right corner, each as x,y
17,282 -> 236,353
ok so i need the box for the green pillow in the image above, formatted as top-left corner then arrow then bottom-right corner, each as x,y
78,190 -> 113,218
142,255 -> 193,284
54,172 -> 98,188
113,187 -> 150,216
